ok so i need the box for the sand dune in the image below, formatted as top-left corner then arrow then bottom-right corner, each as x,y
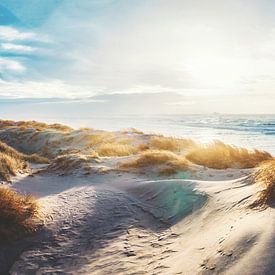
0,120 -> 274,274
5,172 -> 275,275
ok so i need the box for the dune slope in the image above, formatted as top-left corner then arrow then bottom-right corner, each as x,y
2,171 -> 273,275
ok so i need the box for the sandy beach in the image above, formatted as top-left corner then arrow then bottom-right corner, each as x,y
0,120 -> 273,274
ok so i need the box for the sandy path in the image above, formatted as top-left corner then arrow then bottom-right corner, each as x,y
9,174 -> 182,275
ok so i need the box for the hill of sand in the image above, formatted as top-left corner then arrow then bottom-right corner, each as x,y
0,120 -> 273,275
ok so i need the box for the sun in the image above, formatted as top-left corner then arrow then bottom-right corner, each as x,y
186,55 -> 249,90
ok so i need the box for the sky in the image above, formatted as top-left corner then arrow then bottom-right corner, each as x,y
0,0 -> 275,114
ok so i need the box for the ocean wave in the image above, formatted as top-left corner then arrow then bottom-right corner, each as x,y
177,115 -> 275,136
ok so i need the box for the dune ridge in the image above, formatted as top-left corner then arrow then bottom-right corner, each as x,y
0,119 -> 272,169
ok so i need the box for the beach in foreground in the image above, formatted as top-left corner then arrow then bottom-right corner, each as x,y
0,120 -> 274,274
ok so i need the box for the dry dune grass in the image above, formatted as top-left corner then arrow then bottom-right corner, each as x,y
0,141 -> 49,181
97,142 -> 139,157
18,121 -> 72,132
0,142 -> 28,181
0,120 -> 72,132
84,132 -> 145,157
137,143 -> 150,151
0,187 -> 38,242
24,154 -> 49,164
45,155 -> 87,175
0,153 -> 28,181
0,119 -> 15,129
0,141 -> 49,164
85,132 -> 115,148
45,154 -> 99,175
149,135 -> 196,152
40,145 -> 53,158
0,141 -> 23,160
95,135 -> 152,157
121,128 -> 144,134
119,150 -> 189,175
79,127 -> 95,131
116,138 -> 134,145
185,141 -> 272,169
251,159 -> 275,207
0,120 -> 272,174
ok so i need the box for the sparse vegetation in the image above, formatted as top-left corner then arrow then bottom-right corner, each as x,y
119,150 -> 189,175
137,143 -> 150,151
185,141 -> 272,169
0,120 -> 73,132
0,153 -> 28,181
0,119 -> 273,178
149,135 -> 196,152
0,141 -> 24,160
24,153 -> 49,164
0,187 -> 38,242
0,142 -> 28,181
97,142 -> 138,157
95,134 -> 196,158
0,141 -> 48,181
251,159 -> 275,207
121,128 -> 144,134
79,127 -> 94,131
0,141 -> 48,164
85,132 -> 115,148
45,154 -> 98,175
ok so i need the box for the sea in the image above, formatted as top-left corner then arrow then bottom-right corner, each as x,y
41,114 -> 275,156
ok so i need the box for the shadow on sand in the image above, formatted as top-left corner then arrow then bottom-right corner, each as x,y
0,173 -> 207,274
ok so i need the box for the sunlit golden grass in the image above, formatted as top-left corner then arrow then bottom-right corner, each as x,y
121,128 -> 144,134
0,141 -> 49,164
251,159 -> 275,207
24,154 -> 49,164
85,132 -> 115,148
45,153 -> 98,175
46,155 -> 87,174
0,142 -> 29,180
0,153 -> 28,181
1,119 -> 272,175
0,141 -> 23,160
0,187 -> 38,242
116,138 -> 134,145
149,135 -> 196,152
185,141 -> 272,169
0,119 -> 72,132
84,132 -> 143,156
40,144 -> 53,158
97,142 -> 138,157
119,150 -> 189,175
79,127 -> 95,131
0,142 -> 49,181
0,119 -> 15,128
136,143 -> 150,151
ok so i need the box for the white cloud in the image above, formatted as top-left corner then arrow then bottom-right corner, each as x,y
0,26 -> 36,41
1,43 -> 36,52
0,58 -> 25,73
0,79 -> 97,98
0,26 -> 51,80
38,0 -> 275,99
0,26 -> 51,44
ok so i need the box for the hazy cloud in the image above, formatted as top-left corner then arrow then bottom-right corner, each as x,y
0,26 -> 36,41
1,43 -> 36,53
0,0 -> 275,113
